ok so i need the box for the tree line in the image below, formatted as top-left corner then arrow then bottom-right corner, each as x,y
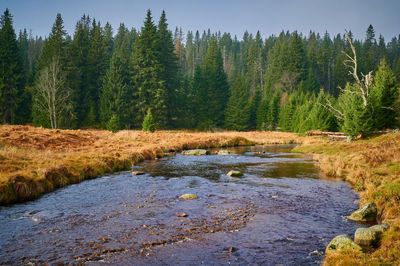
1,9 -> 399,137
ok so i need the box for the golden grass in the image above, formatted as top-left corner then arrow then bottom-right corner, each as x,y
294,133 -> 400,265
0,125 -> 322,204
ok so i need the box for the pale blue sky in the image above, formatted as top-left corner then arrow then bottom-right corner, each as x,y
1,0 -> 399,41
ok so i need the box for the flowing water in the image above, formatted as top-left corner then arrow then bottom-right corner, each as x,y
0,145 -> 364,265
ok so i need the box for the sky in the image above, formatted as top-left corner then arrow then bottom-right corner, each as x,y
1,0 -> 400,42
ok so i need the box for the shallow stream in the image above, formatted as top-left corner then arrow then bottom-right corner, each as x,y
0,145 -> 364,265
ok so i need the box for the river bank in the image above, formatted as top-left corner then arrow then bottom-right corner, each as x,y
0,125 -> 321,205
294,133 -> 400,265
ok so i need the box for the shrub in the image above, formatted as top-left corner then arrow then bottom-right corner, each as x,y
142,110 -> 155,132
106,114 -> 120,133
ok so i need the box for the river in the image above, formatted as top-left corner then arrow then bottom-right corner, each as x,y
0,145 -> 364,265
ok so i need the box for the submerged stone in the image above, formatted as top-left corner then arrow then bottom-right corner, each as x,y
179,193 -> 198,200
181,149 -> 210,156
347,202 -> 377,222
227,170 -> 243,177
325,234 -> 363,255
218,150 -> 230,155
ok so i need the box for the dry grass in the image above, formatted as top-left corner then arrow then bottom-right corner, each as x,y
295,133 -> 400,265
0,125 -> 322,204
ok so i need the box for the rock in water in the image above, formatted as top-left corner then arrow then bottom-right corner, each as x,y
325,234 -> 363,255
181,149 -> 209,156
179,193 -> 198,200
227,170 -> 243,177
354,228 -> 380,246
347,202 -> 377,222
131,171 -> 145,176
218,150 -> 230,155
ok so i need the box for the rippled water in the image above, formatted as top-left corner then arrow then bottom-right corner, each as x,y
0,145 -> 364,265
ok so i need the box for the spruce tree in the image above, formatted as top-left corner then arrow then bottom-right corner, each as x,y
86,19 -> 106,126
371,59 -> 399,129
131,10 -> 167,128
68,15 -> 91,127
157,11 -> 179,127
100,53 -> 133,129
225,74 -> 250,131
0,9 -> 23,124
142,109 -> 155,132
307,89 -> 337,131
202,36 -> 229,128
338,84 -> 373,137
106,114 -> 120,133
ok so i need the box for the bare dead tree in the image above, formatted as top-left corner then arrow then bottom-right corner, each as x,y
342,30 -> 373,107
320,30 -> 374,120
35,56 -> 71,129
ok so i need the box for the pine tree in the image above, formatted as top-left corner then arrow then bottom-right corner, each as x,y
371,59 -> 399,129
142,109 -> 155,132
86,19 -> 106,126
106,114 -> 120,133
249,89 -> 261,129
338,85 -> 373,137
68,15 -> 91,127
131,10 -> 167,128
37,13 -> 66,70
157,11 -> 179,127
256,98 -> 268,130
202,36 -> 229,128
100,53 -> 133,129
307,89 -> 337,131
225,74 -> 250,131
361,25 -> 377,73
0,9 -> 23,124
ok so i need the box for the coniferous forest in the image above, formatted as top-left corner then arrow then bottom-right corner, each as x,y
1,9 -> 399,137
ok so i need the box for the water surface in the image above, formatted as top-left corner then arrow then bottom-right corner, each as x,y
0,145 -> 363,265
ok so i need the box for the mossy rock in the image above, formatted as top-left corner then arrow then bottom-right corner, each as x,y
179,193 -> 198,200
227,170 -> 243,177
181,149 -> 210,156
354,227 -> 381,246
348,202 -> 377,222
369,224 -> 389,234
325,234 -> 363,255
